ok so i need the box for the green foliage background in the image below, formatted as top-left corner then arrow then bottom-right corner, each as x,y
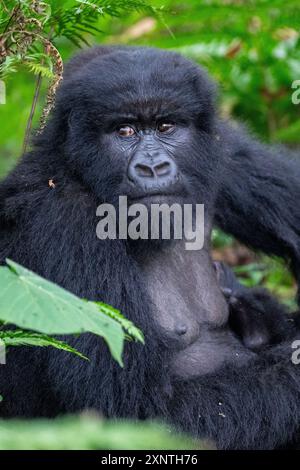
0,415 -> 203,450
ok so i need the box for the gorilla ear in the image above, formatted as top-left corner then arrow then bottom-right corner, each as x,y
193,66 -> 218,132
191,64 -> 217,133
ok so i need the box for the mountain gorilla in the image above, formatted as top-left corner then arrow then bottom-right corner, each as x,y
1,46 -> 300,449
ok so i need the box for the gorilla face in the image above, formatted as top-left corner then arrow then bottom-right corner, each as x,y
56,47 -> 221,215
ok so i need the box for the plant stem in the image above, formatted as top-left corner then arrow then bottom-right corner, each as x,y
22,72 -> 42,155
21,22 -> 56,154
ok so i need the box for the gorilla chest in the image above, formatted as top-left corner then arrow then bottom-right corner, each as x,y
141,245 -> 254,377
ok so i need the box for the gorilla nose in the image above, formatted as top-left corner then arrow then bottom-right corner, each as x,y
175,324 -> 188,336
128,158 -> 178,188
134,161 -> 172,178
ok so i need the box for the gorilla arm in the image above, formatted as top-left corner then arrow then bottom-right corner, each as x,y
215,120 -> 300,285
166,340 -> 300,449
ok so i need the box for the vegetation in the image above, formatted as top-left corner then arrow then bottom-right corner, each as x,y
0,259 -> 143,365
0,415 -> 201,449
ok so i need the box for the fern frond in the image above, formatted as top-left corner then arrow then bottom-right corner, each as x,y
26,62 -> 54,78
0,56 -> 19,79
0,330 -> 88,359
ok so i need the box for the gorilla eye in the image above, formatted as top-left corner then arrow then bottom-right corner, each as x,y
117,125 -> 136,137
157,123 -> 175,133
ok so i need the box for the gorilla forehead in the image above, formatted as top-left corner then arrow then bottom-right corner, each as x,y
60,47 -> 215,122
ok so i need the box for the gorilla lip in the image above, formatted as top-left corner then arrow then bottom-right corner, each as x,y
128,193 -> 181,204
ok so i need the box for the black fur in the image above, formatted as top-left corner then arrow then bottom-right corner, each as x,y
0,46 -> 300,450
214,121 -> 300,289
214,261 -> 296,350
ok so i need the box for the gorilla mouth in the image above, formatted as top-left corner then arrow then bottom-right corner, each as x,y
129,192 -> 183,204
126,180 -> 189,204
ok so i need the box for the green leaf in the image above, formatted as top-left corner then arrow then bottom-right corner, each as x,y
97,302 -> 144,344
0,260 -> 124,366
0,330 -> 88,359
26,62 -> 54,79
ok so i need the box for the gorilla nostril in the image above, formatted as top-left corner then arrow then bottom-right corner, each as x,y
154,161 -> 171,177
134,163 -> 154,178
175,324 -> 188,336
129,156 -> 177,184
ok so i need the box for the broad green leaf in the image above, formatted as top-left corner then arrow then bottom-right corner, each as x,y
0,260 -> 124,366
0,330 -> 88,360
97,302 -> 144,344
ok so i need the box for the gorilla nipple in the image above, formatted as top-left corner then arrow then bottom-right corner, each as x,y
175,324 -> 188,336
